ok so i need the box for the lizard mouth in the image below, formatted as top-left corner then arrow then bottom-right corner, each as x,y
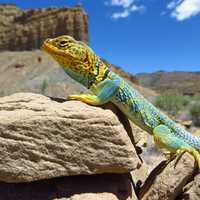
42,40 -> 75,59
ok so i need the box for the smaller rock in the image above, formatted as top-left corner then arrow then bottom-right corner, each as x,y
194,129 -> 200,137
131,162 -> 149,191
181,173 -> 200,200
176,119 -> 192,129
0,173 -> 138,200
140,152 -> 196,200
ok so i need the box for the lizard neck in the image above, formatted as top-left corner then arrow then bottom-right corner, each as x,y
88,59 -> 111,89
62,64 -> 89,88
62,57 -> 111,90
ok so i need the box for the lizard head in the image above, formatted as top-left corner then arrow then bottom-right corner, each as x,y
42,35 -> 107,88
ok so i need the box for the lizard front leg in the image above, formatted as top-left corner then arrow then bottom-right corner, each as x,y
68,78 -> 121,106
68,94 -> 102,105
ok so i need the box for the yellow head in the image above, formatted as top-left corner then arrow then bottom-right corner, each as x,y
42,35 -> 107,88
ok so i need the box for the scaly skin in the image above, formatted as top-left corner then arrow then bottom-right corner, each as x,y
42,35 -> 200,168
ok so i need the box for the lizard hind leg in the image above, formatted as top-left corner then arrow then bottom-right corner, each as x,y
153,125 -> 180,152
157,125 -> 200,170
153,125 -> 200,169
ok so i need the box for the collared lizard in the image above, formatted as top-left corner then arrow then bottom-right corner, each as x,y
42,35 -> 200,168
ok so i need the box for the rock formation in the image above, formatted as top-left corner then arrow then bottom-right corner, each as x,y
0,92 -> 199,200
0,4 -> 21,29
0,93 -> 139,183
0,4 -> 88,51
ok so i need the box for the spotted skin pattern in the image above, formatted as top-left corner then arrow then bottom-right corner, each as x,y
42,35 -> 200,168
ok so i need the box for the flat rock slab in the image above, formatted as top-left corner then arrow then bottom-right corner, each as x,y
0,93 -> 139,183
0,173 -> 137,200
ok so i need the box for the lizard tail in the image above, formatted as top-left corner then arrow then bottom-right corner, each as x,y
175,128 -> 200,153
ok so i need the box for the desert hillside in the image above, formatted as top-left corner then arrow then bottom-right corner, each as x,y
0,50 -> 157,101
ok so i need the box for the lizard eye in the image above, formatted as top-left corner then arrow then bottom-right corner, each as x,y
59,40 -> 68,47
60,40 -> 67,44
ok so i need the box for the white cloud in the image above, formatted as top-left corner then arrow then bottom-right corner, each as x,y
111,5 -> 145,19
111,4 -> 145,19
167,0 -> 200,21
110,0 -> 134,8
167,0 -> 183,9
131,4 -> 145,12
112,10 -> 130,19
167,1 -> 178,9
106,0 -> 145,19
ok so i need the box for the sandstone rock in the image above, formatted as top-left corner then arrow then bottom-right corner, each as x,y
140,153 -> 196,200
130,123 -> 147,149
0,4 -> 88,51
0,173 -> 137,200
180,173 -> 200,200
0,4 -> 22,30
0,93 -> 140,183
131,163 -> 149,190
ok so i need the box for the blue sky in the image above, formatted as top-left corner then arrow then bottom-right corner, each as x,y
1,0 -> 200,73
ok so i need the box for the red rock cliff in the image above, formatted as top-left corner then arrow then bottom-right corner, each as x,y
0,4 -> 88,51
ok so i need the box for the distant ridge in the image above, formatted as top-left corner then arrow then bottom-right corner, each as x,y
136,71 -> 200,95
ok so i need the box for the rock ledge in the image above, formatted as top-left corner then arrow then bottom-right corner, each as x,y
0,93 -> 139,183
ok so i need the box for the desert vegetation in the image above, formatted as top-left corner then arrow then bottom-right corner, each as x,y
154,94 -> 200,126
190,102 -> 200,126
40,79 -> 48,95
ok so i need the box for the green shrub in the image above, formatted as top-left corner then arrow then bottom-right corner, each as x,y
41,79 -> 48,95
193,95 -> 200,101
154,94 -> 190,116
190,102 -> 200,126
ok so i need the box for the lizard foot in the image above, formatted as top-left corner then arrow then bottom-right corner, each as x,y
67,94 -> 104,106
174,147 -> 200,170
